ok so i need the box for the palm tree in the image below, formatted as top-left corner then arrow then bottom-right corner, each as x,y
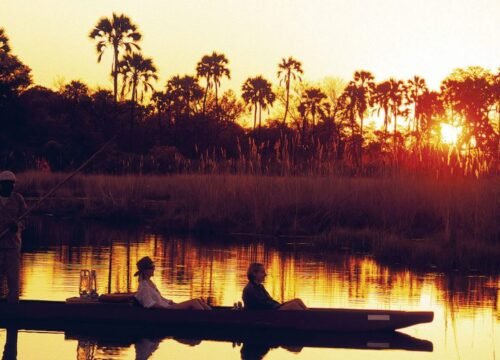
298,87 -> 328,140
406,76 -> 428,134
241,76 -> 276,129
277,57 -> 303,125
119,53 -> 157,104
387,79 -> 406,152
373,81 -> 392,135
352,71 -> 375,139
196,52 -> 230,115
62,80 -> 90,103
417,90 -> 444,144
89,13 -> 142,103
118,52 -> 157,130
0,28 -> 10,54
347,71 -> 374,168
151,90 -> 170,128
166,75 -> 204,118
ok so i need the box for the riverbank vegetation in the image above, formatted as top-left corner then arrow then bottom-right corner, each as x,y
18,172 -> 499,273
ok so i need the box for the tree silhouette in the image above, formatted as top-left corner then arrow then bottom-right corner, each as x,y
417,90 -> 444,143
387,79 -> 406,152
118,52 -> 157,132
166,75 -> 203,118
151,90 -> 170,128
62,80 -> 91,103
89,13 -> 142,103
0,28 -> 10,54
277,57 -> 303,125
214,90 -> 245,123
352,71 -> 374,138
196,52 -> 230,115
0,54 -> 32,96
345,70 -> 375,168
406,76 -> 428,138
373,81 -> 391,135
119,53 -> 157,104
298,87 -> 328,140
241,76 -> 276,129
440,67 -> 497,154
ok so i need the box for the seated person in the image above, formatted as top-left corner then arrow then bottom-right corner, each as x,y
242,263 -> 307,310
134,256 -> 211,310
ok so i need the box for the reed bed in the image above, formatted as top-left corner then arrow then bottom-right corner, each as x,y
17,171 -> 499,272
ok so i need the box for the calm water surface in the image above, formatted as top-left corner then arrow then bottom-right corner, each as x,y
0,217 -> 498,360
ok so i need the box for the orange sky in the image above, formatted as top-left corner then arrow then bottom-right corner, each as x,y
1,0 -> 499,92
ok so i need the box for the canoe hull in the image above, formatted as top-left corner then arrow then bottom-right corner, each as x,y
0,300 -> 433,332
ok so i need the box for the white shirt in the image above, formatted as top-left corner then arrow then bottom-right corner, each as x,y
135,279 -> 173,309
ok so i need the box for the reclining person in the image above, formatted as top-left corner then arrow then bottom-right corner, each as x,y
134,256 -> 211,310
242,263 -> 307,310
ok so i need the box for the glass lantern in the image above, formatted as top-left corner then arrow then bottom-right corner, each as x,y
79,269 -> 90,298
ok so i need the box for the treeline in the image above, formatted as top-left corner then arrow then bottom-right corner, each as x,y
0,14 -> 498,176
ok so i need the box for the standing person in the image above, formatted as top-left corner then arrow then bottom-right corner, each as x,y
242,263 -> 307,310
0,171 -> 27,303
134,256 -> 211,310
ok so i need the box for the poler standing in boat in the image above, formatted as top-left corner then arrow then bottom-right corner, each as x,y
243,263 -> 307,310
134,256 -> 211,310
0,171 -> 27,303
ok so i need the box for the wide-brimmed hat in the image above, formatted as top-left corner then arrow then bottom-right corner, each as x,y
134,256 -> 155,276
0,171 -> 16,182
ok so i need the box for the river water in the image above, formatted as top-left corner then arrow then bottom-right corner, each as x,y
0,217 -> 498,360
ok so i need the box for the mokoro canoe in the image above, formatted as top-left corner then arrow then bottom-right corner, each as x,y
0,300 -> 433,333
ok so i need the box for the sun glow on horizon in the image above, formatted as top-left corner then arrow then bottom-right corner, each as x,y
440,123 -> 462,145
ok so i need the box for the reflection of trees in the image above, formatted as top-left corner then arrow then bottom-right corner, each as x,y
20,219 -> 500,315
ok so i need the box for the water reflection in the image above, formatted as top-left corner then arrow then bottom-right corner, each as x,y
1,328 -> 17,360
66,327 -> 432,360
1,216 -> 498,359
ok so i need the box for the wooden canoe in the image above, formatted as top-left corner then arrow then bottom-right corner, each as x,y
0,300 -> 433,333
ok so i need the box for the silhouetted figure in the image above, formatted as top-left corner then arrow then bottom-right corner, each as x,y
0,171 -> 27,303
242,263 -> 307,310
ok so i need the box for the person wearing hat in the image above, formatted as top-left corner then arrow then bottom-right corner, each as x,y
0,171 -> 27,303
134,256 -> 211,310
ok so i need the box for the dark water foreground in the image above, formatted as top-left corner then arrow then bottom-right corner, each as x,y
0,217 -> 498,360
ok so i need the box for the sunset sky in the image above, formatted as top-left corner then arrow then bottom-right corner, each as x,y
1,0 -> 499,92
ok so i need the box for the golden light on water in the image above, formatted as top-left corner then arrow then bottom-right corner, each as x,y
440,123 -> 462,145
1,223 -> 497,360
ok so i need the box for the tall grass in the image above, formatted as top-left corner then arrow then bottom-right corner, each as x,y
17,171 -> 499,271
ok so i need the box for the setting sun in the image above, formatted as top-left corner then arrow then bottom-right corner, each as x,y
440,123 -> 462,145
